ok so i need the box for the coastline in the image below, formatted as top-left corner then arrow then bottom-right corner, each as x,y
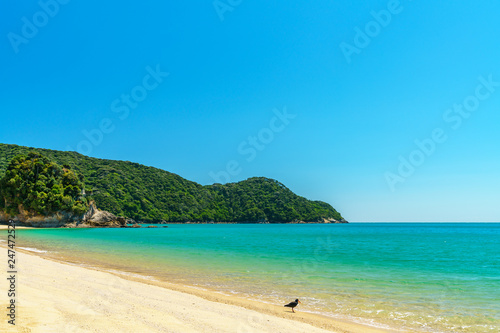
0,221 -> 347,229
0,225 -> 34,229
1,245 -> 396,333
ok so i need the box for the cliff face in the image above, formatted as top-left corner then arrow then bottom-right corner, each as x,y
322,217 -> 348,224
0,202 -> 128,228
0,210 -> 81,227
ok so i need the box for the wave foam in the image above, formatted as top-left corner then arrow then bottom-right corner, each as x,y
18,247 -> 48,253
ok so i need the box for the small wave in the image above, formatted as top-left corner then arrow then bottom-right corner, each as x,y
103,269 -> 158,281
18,247 -> 48,253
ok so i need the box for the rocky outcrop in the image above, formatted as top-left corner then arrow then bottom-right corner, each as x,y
0,201 -> 131,228
126,218 -> 137,224
78,201 -> 127,228
0,210 -> 80,227
321,217 -> 348,223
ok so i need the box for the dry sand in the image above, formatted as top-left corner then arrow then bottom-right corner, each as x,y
0,245 -> 398,333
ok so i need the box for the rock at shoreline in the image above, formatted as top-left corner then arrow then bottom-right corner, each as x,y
79,201 -> 127,228
0,210 -> 81,228
0,200 -> 133,228
321,217 -> 348,224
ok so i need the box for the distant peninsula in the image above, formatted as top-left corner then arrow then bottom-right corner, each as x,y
0,143 -> 347,227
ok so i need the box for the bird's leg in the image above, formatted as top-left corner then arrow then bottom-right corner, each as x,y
292,308 -> 295,313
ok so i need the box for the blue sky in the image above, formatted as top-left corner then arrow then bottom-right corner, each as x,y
1,0 -> 499,222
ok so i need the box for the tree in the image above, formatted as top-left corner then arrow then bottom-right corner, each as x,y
0,152 -> 88,217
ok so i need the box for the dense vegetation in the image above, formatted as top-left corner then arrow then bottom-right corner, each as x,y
0,152 -> 88,217
0,144 -> 345,223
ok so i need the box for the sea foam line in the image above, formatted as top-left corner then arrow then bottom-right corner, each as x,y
18,247 -> 48,253
103,268 -> 158,281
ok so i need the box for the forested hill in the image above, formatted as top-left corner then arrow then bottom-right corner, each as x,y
0,143 -> 345,223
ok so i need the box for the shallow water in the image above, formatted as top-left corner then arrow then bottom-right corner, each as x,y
14,223 -> 500,332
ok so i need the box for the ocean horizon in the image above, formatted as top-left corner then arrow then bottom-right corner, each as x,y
13,223 -> 500,332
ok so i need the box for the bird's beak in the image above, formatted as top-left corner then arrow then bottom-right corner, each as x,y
298,300 -> 301,303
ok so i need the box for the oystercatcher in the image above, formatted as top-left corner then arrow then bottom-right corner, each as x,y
284,299 -> 301,313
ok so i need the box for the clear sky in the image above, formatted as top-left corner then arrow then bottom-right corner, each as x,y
1,1 -> 499,222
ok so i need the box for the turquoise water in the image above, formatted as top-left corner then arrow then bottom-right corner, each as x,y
13,223 -> 500,332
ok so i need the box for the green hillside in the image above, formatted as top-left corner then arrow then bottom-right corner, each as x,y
0,143 -> 345,223
0,152 -> 88,218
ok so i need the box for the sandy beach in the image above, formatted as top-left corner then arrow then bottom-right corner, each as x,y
0,245 -> 396,333
0,225 -> 33,229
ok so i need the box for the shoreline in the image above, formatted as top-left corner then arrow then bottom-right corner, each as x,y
0,225 -> 34,229
0,221 -> 348,229
1,245 -> 397,333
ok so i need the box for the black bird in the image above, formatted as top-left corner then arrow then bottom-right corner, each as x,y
284,299 -> 301,313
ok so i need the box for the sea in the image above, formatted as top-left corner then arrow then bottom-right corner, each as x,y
11,223 -> 500,332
